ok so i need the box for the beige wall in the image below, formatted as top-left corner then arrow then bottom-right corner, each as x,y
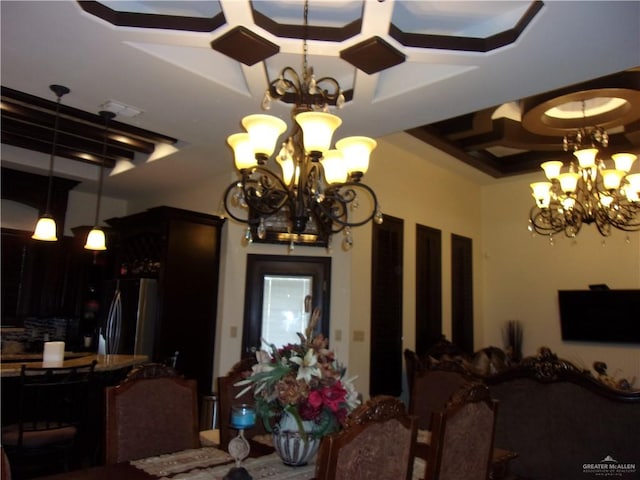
4,131 -> 639,395
482,172 -> 640,381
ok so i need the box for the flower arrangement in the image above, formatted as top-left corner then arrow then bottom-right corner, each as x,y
235,308 -> 360,439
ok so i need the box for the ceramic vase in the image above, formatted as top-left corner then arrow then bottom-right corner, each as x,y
272,412 -> 321,466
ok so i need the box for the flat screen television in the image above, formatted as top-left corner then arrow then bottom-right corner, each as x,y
558,289 -> 640,344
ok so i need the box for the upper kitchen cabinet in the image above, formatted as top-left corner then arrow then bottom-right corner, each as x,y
106,206 -> 225,396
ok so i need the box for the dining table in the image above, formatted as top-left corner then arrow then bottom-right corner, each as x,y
34,442 -> 428,480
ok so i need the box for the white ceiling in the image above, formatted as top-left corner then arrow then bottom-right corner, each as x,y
1,1 -> 639,199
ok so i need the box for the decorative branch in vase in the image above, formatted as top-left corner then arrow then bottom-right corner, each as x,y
503,320 -> 523,364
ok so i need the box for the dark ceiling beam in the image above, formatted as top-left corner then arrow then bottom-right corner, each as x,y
1,86 -> 178,169
407,125 -> 505,178
1,86 -> 177,146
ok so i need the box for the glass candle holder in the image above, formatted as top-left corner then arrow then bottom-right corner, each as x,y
231,404 -> 256,430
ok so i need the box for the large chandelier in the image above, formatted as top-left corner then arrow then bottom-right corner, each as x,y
222,1 -> 382,251
528,103 -> 640,239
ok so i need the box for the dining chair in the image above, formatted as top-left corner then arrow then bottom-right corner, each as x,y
315,395 -> 418,480
424,382 -> 498,480
409,364 -> 476,456
104,362 -> 199,464
1,361 -> 97,479
216,356 -> 270,451
1,445 -> 11,480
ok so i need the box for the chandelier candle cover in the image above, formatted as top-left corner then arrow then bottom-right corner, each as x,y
528,121 -> 640,238
223,0 -> 382,251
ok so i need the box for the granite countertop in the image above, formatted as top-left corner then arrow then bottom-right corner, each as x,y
0,354 -> 149,377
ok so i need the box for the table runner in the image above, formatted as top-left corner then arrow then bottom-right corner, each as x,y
158,453 -> 315,480
132,447 -> 426,480
130,447 -> 233,477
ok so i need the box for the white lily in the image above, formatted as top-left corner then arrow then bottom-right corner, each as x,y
290,348 -> 321,383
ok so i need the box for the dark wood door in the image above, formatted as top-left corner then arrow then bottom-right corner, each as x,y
370,215 -> 403,397
451,234 -> 473,354
415,224 -> 442,355
241,254 -> 331,357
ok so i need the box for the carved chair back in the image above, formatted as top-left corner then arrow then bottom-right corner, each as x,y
104,363 -> 199,464
425,382 -> 498,480
315,395 -> 418,480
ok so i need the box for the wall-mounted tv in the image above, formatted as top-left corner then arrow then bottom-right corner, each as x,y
558,289 -> 640,344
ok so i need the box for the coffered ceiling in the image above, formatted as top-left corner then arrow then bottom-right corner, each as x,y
1,1 -> 639,198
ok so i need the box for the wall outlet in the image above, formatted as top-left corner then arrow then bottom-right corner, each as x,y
335,329 -> 342,341
230,326 -> 238,338
353,330 -> 365,342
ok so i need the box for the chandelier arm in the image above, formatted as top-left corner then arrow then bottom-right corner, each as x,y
317,182 -> 380,229
223,167 -> 294,224
222,181 -> 253,225
528,206 -> 566,236
314,76 -> 341,96
244,167 -> 293,216
597,202 -> 640,232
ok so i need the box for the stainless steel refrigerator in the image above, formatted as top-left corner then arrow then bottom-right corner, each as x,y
99,278 -> 158,357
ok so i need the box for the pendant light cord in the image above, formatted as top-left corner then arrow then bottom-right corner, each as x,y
94,111 -> 115,227
44,90 -> 66,214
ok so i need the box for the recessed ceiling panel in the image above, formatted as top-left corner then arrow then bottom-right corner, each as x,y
252,1 -> 362,28
391,1 -> 532,36
99,1 -> 222,18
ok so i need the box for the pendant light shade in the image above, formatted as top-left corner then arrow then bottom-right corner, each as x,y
85,227 -> 107,250
32,215 -> 58,241
32,85 -> 70,241
85,110 -> 115,251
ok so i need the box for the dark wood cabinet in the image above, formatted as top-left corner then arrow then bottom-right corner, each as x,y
106,206 -> 225,395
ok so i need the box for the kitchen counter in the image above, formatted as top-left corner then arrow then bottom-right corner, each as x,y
0,354 -> 149,377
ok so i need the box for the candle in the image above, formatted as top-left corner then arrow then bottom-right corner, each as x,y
43,341 -> 65,366
231,404 -> 256,429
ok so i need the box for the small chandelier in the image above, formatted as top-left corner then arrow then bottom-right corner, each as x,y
223,0 -> 382,250
528,102 -> 640,238
32,84 -> 70,242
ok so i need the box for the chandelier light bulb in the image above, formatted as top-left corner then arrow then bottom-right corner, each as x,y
612,153 -> 637,172
277,144 -> 296,186
599,195 -> 614,208
242,114 -> 287,160
228,133 -> 256,171
530,182 -> 551,208
541,161 -> 563,180
573,148 -> 598,169
558,172 -> 580,193
601,169 -> 625,190
320,149 -> 348,184
624,173 -> 640,199
336,136 -> 377,177
295,112 -> 342,156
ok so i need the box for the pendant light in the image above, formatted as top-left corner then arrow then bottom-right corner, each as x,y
32,85 -> 70,241
84,110 -> 115,250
